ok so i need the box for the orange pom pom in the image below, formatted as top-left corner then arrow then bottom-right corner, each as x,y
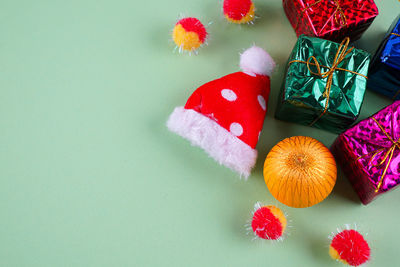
263,136 -> 337,208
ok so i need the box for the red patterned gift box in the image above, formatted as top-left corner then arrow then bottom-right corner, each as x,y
331,101 -> 400,205
283,0 -> 379,42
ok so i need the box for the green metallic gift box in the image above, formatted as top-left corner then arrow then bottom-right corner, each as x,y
275,35 -> 370,133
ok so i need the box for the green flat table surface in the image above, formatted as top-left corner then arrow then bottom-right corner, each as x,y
1,0 -> 399,266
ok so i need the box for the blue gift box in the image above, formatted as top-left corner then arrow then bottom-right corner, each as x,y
368,15 -> 400,99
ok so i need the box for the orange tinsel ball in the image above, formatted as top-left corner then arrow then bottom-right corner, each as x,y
263,136 -> 337,208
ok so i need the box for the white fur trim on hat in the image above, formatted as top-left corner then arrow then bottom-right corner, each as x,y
167,107 -> 257,179
240,46 -> 276,76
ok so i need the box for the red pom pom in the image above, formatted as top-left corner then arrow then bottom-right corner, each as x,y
176,17 -> 207,43
223,0 -> 255,23
330,229 -> 371,266
251,205 -> 286,240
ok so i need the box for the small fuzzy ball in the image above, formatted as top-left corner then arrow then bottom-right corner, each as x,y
223,0 -> 255,24
172,17 -> 208,52
330,229 -> 371,266
240,46 -> 276,76
251,205 -> 286,240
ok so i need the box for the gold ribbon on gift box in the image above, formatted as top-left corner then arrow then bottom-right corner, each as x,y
294,0 -> 348,31
288,37 -> 368,126
392,33 -> 400,37
355,117 -> 400,193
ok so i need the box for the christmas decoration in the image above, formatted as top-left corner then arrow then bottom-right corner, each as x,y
167,46 -> 275,178
283,0 -> 379,42
264,136 -> 337,208
331,101 -> 400,205
249,202 -> 287,241
329,227 -> 370,266
275,35 -> 370,133
223,0 -> 255,24
172,17 -> 208,53
368,15 -> 400,99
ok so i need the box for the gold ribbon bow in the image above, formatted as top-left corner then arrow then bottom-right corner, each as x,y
288,37 -> 368,126
295,0 -> 348,31
356,118 -> 400,193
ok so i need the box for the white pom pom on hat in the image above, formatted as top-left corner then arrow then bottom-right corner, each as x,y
240,46 -> 276,76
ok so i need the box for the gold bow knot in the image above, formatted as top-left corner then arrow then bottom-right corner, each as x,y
289,37 -> 367,125
306,37 -> 353,99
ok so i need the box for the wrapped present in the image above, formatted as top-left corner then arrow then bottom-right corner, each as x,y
368,15 -> 400,100
275,35 -> 370,133
283,0 -> 379,42
331,101 -> 400,204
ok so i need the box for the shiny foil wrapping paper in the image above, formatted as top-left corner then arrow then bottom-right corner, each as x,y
283,0 -> 379,42
275,35 -> 370,133
331,101 -> 400,204
368,15 -> 400,100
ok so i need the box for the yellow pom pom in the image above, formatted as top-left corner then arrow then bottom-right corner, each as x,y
172,24 -> 202,51
172,18 -> 207,53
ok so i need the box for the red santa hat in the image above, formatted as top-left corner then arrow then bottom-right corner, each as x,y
167,46 -> 275,178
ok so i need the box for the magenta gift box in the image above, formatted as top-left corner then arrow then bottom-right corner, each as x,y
331,101 -> 400,204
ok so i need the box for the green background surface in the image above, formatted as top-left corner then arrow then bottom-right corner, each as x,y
0,0 -> 399,266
